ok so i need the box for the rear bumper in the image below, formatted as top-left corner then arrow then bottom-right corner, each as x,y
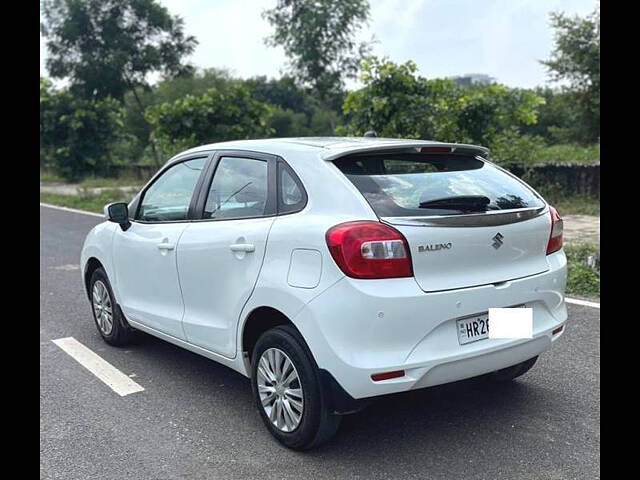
294,250 -> 568,400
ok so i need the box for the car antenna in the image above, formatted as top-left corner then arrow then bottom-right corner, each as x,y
363,130 -> 377,137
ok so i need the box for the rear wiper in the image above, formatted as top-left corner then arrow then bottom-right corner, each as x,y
419,195 -> 491,212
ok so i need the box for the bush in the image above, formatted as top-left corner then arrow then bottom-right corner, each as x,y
564,244 -> 600,298
40,78 -> 124,181
534,143 -> 599,164
340,57 -> 545,148
145,84 -> 274,158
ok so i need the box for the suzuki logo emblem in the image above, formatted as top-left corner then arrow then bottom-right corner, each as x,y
492,233 -> 504,249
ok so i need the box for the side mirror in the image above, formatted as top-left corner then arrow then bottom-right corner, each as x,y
104,202 -> 131,231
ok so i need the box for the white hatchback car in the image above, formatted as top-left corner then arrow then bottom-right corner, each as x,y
81,137 -> 567,449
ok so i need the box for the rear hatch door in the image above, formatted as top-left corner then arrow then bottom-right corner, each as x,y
332,150 -> 551,292
387,211 -> 550,291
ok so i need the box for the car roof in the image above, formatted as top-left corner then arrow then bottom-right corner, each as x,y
173,137 -> 489,163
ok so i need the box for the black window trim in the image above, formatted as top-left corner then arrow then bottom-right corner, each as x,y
130,151 -> 214,224
190,149 -> 278,223
128,148 -> 309,225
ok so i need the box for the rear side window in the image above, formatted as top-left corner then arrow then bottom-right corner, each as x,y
277,162 -> 307,214
334,154 -> 543,217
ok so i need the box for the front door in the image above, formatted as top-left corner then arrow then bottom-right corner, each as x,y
177,154 -> 276,358
112,156 -> 208,339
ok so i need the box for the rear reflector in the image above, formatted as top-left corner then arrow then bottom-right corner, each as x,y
552,326 -> 564,335
371,370 -> 405,382
546,206 -> 564,255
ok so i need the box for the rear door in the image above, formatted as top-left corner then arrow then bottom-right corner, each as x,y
332,153 -> 551,292
176,151 -> 277,358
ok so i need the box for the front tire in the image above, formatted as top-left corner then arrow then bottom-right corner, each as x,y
251,325 -> 341,450
89,268 -> 134,346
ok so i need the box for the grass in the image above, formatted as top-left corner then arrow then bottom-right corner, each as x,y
565,243 -> 600,299
39,172 -> 67,183
40,172 -> 145,189
40,189 -> 134,214
546,194 -> 600,216
77,176 -> 144,188
534,143 -> 600,165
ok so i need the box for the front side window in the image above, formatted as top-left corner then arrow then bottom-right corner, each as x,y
334,154 -> 544,217
203,157 -> 269,220
137,157 -> 206,222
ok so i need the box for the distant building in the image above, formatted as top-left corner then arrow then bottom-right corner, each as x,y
448,73 -> 496,87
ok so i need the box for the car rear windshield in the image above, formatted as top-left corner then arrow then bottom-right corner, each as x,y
333,153 -> 544,217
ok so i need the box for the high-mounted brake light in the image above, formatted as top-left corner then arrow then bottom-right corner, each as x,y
546,206 -> 563,255
326,221 -> 413,279
420,146 -> 453,153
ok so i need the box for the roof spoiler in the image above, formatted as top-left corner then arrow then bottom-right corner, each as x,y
322,142 -> 490,161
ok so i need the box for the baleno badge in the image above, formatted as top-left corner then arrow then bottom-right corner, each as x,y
418,243 -> 452,252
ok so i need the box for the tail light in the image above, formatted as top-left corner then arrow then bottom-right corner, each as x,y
326,221 -> 413,279
546,206 -> 563,255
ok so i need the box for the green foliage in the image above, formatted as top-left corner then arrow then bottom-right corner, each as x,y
551,195 -> 599,216
263,0 -> 371,105
542,7 -> 599,143
488,130 -> 547,165
565,244 -> 600,298
341,57 -> 545,155
145,85 -> 274,158
534,143 -> 599,164
522,87 -> 583,144
246,75 -> 310,114
41,0 -> 197,101
120,68 -> 238,163
40,78 -> 124,181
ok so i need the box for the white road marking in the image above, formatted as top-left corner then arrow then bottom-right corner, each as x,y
565,297 -> 600,309
52,337 -> 144,397
40,202 -> 103,218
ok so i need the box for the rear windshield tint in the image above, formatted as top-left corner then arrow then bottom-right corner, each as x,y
334,154 -> 544,217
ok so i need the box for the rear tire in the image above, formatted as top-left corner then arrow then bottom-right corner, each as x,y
89,268 -> 134,346
488,356 -> 538,382
251,325 -> 341,450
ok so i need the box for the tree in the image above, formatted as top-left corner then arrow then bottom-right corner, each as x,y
541,6 -> 600,143
263,0 -> 371,107
42,0 -> 198,166
145,85 -> 274,158
341,57 -> 545,162
40,78 -> 124,181
41,0 -> 197,101
121,68 -> 238,162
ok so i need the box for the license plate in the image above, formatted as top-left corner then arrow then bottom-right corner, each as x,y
456,313 -> 490,345
456,305 -> 527,345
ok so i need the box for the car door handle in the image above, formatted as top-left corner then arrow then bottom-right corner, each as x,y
156,242 -> 175,251
230,243 -> 255,253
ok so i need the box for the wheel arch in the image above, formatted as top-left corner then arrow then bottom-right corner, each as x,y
83,257 -> 104,298
241,306 -> 304,363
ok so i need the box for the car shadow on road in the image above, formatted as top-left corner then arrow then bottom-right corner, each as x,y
131,330 -> 554,458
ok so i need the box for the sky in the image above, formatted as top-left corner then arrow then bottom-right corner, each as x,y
40,0 -> 597,89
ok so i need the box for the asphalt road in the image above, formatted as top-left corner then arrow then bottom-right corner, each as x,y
40,205 -> 600,480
